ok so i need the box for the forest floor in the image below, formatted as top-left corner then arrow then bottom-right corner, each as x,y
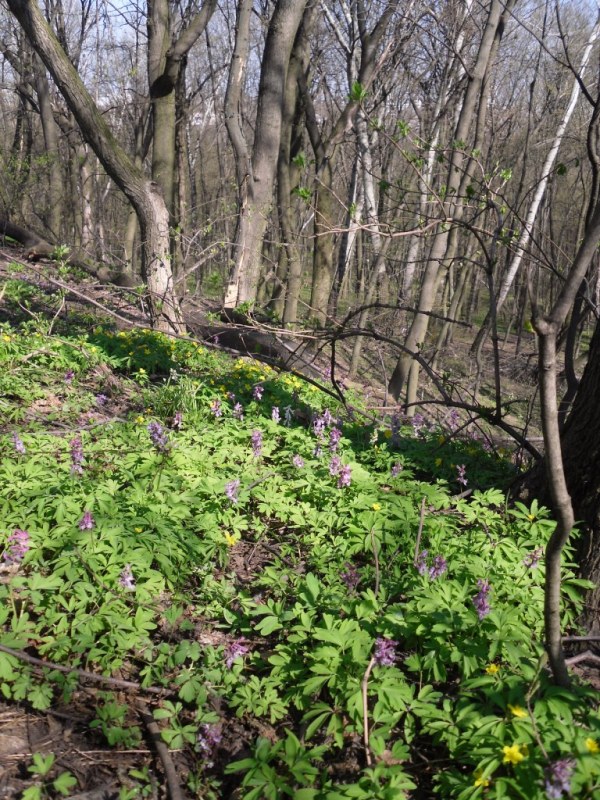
1,250 -> 598,800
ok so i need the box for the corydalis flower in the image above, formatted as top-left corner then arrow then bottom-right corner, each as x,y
252,384 -> 264,401
197,722 -> 222,767
391,462 -> 403,477
78,511 -> 95,531
429,555 -> 447,580
64,369 -> 75,384
329,427 -> 342,452
340,562 -> 360,592
119,564 -> 135,590
411,413 -> 424,434
337,464 -> 351,488
251,429 -> 263,457
210,399 -> 222,418
523,547 -> 543,569
292,454 -> 304,468
544,759 -> 574,799
225,479 -> 241,504
95,393 -> 108,406
271,406 -> 280,423
416,550 -> 428,576
283,406 -> 293,427
2,529 -> 30,564
12,433 -> 26,455
233,402 -> 244,420
373,637 -> 398,666
70,435 -> 84,474
473,579 -> 491,620
223,637 -> 250,668
313,415 -> 326,440
171,411 -> 183,430
456,464 -> 468,488
329,455 -> 341,476
148,421 -> 170,452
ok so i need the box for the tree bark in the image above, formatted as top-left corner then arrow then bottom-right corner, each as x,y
7,0 -> 185,333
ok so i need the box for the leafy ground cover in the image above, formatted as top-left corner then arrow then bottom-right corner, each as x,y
0,301 -> 599,799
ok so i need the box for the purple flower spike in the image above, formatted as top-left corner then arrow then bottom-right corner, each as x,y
119,564 -> 135,591
456,464 -> 468,488
78,511 -> 95,531
224,637 -> 250,669
292,454 -> 304,468
329,456 -> 341,476
252,384 -> 264,401
233,402 -> 244,421
70,435 -> 84,474
225,479 -> 241,504
523,547 -> 543,569
544,759 -> 574,799
313,415 -> 326,440
148,421 -> 170,452
251,429 -> 263,457
197,722 -> 222,767
473,579 -> 491,620
337,464 -> 351,488
340,562 -> 360,592
2,529 -> 30,564
96,393 -> 108,406
12,433 -> 26,455
210,399 -> 223,418
416,550 -> 428,576
271,406 -> 281,423
64,369 -> 75,384
329,427 -> 342,452
391,462 -> 403,477
429,555 -> 447,580
374,637 -> 398,666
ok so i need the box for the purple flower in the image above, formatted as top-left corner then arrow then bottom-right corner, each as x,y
251,429 -> 263,457
411,413 -> 424,434
322,409 -> 334,427
523,547 -> 543,569
227,391 -> 236,403
78,511 -> 95,531
64,369 -> 75,384
95,393 -> 108,406
313,445 -> 323,458
148,421 -> 170,452
337,464 -> 352,488
252,384 -> 264,401
224,637 -> 250,669
416,550 -> 428,576
374,637 -> 398,667
70,435 -> 84,474
233,402 -> 244,420
544,759 -> 574,799
313,415 -> 326,440
340,562 -> 360,592
12,433 -> 26,455
2,529 -> 30,564
390,413 -> 402,443
473,579 -> 491,620
429,555 -> 447,580
292,454 -> 304,468
456,464 -> 468,488
329,456 -> 341,476
391,462 -> 403,477
447,408 -> 460,432
271,406 -> 280,423
329,427 -> 342,452
210,399 -> 222,418
225,479 -> 241,504
119,564 -> 135,591
197,722 -> 222,767
171,411 -> 183,430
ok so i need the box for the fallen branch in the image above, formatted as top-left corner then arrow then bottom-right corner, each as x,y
136,701 -> 188,800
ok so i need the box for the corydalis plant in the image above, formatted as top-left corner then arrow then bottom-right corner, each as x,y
69,435 -> 84,475
148,421 -> 170,452
2,529 -> 30,564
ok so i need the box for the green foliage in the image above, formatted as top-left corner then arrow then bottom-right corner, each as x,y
1,319 -> 598,799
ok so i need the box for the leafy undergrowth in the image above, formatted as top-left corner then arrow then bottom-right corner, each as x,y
0,316 -> 599,800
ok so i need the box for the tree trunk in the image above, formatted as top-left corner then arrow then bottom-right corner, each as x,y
7,0 -> 184,334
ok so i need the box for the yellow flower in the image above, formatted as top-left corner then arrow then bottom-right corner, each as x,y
473,770 -> 490,788
435,457 -> 443,466
224,532 -> 237,547
508,705 -> 528,719
502,744 -> 527,765
585,737 -> 599,753
485,663 -> 500,675
372,503 -> 382,511
135,527 -> 143,533
138,367 -> 146,374
2,334 -> 11,342
135,416 -> 145,423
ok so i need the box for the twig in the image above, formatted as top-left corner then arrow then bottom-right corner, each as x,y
413,497 -> 426,566
371,528 -> 380,596
361,656 -> 376,767
0,643 -> 166,695
565,650 -> 600,667
136,701 -> 188,800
